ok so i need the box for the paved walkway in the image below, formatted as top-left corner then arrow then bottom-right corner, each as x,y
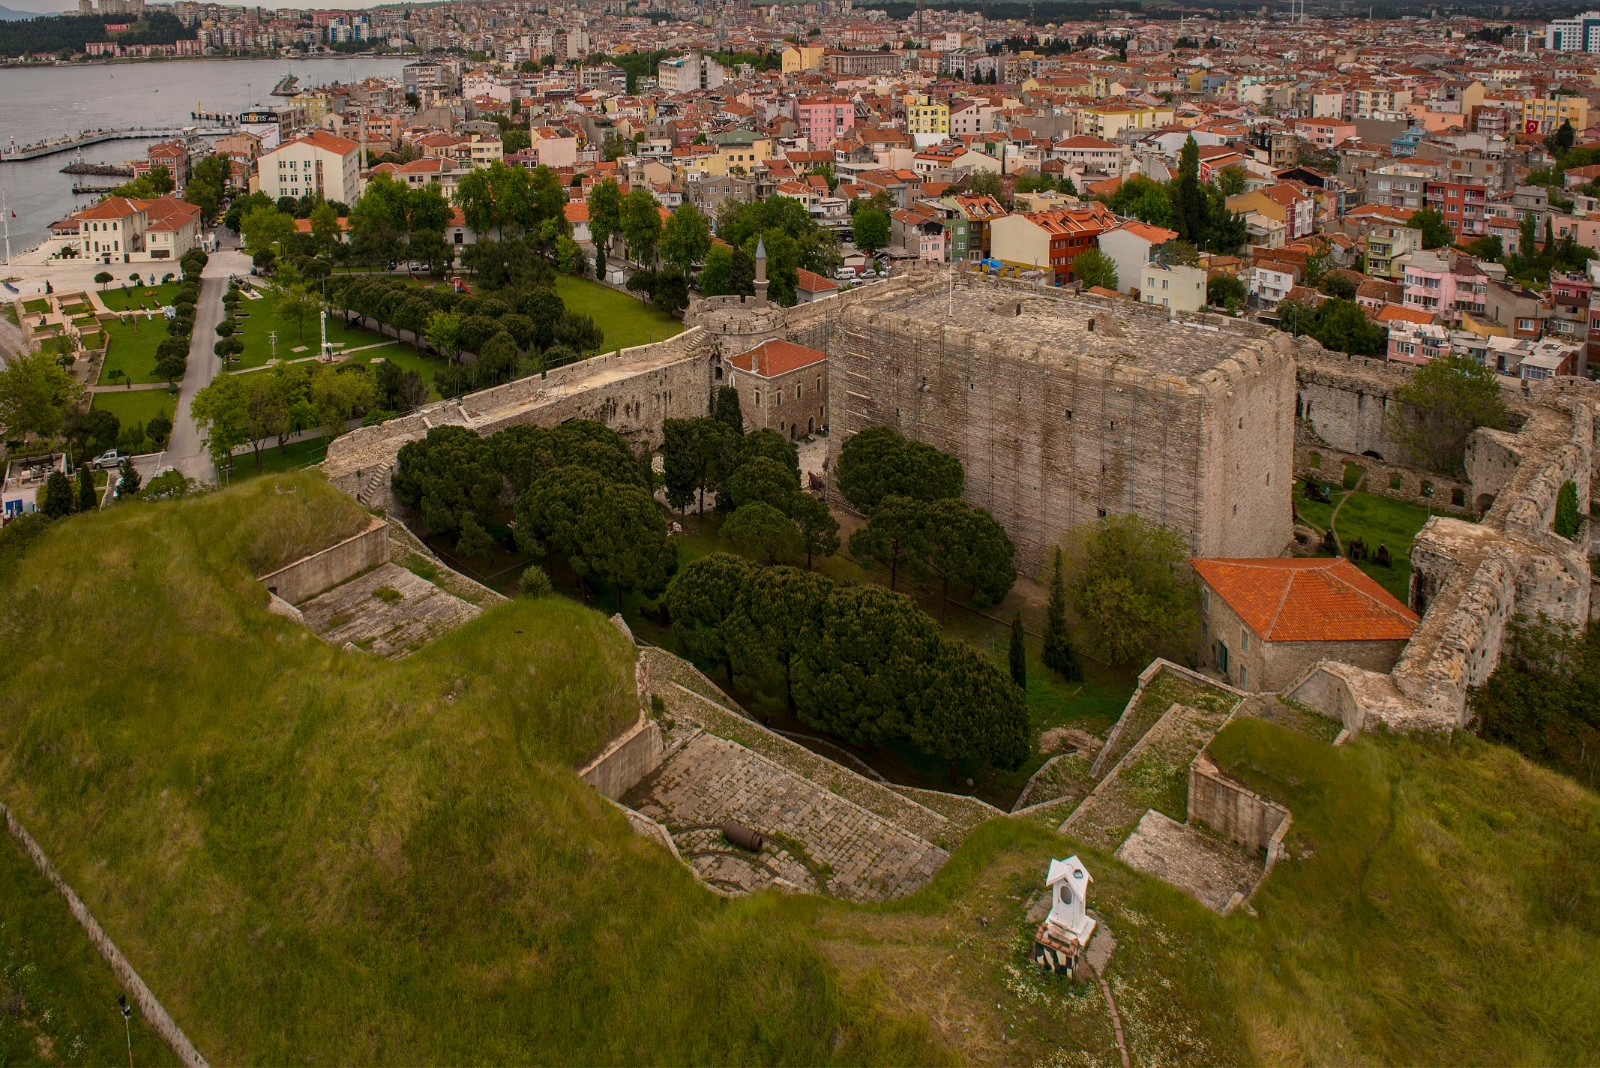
625,733 -> 949,903
165,250 -> 248,481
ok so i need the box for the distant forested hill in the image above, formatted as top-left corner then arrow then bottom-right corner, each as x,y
0,11 -> 194,58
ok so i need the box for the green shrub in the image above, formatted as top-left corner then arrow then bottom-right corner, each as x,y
521,564 -> 554,597
1554,480 -> 1580,539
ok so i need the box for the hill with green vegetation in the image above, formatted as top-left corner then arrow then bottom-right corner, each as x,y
1,474 -> 1597,1064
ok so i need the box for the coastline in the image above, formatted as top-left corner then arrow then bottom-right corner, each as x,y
0,50 -> 416,70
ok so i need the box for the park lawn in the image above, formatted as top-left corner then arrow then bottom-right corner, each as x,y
555,275 -> 682,352
234,290 -> 389,370
60,301 -> 90,316
79,328 -> 105,350
226,435 -> 330,482
2,303 -> 17,325
1290,481 -> 1442,603
97,315 -> 171,385
98,281 -> 181,313
0,833 -> 176,1066
90,388 -> 175,434
21,298 -> 48,315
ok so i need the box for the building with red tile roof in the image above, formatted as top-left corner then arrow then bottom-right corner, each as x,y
1191,556 -> 1420,691
726,338 -> 828,440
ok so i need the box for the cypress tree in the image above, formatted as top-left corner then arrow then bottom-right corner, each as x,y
1042,547 -> 1083,682
1009,611 -> 1027,689
77,465 -> 97,513
712,385 -> 744,434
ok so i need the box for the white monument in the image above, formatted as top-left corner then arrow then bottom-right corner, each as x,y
1033,855 -> 1095,976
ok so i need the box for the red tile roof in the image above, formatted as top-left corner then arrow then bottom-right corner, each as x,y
729,338 -> 827,377
1191,557 -> 1419,643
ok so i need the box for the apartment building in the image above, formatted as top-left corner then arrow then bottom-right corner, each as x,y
258,131 -> 362,205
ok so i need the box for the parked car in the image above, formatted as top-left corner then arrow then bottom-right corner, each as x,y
408,261 -> 423,273
90,449 -> 124,470
833,268 -> 857,281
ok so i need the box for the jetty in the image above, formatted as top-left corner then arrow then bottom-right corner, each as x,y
270,73 -> 299,97
1,125 -> 234,163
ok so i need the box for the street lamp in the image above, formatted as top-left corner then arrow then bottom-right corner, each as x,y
117,994 -> 132,1068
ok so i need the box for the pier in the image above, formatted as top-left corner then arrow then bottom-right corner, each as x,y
1,125 -> 235,163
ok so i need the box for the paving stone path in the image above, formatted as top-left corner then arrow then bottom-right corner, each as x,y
626,733 -> 949,903
297,563 -> 480,659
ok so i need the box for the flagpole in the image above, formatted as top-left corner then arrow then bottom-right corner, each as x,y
3,187 -> 11,271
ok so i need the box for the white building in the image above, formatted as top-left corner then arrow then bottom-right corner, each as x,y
1140,262 -> 1207,313
258,131 -> 362,206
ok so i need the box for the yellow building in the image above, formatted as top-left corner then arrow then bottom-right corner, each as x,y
904,94 -> 949,139
1077,105 -> 1175,140
781,44 -> 826,73
1521,95 -> 1588,135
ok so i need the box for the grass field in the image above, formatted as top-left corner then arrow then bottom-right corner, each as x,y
0,833 -> 175,1066
555,275 -> 682,352
234,290 -> 389,371
224,435 -> 330,482
90,388 -> 174,433
1292,480 -> 1440,602
98,282 -> 180,314
97,315 -> 170,385
1,476 -> 1597,1064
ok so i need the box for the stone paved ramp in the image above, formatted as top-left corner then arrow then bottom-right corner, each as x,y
1114,810 -> 1263,914
625,733 -> 949,903
298,563 -> 480,659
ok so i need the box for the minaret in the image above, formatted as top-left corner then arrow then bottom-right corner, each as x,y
754,235 -> 769,307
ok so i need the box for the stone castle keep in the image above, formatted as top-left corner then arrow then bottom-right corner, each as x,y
322,263 -> 1599,735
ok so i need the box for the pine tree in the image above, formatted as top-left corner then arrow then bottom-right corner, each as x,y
1041,547 -> 1082,682
39,471 -> 74,518
1009,611 -> 1027,689
76,465 -> 96,513
456,512 -> 495,561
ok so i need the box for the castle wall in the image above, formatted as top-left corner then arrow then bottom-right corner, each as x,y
824,299 -> 1295,574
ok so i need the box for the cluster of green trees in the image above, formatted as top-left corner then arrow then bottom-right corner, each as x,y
1099,136 -> 1247,253
325,273 -> 602,396
708,196 -> 843,306
391,421 -> 676,606
1384,353 -> 1509,476
347,172 -> 455,271
1472,615 -> 1600,787
190,359 -> 379,474
660,394 -> 840,568
836,426 -> 1015,621
1274,296 -> 1387,357
667,552 -> 1031,775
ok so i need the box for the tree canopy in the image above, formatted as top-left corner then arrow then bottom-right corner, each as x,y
1386,354 -> 1509,475
835,425 -> 964,514
1060,513 -> 1200,665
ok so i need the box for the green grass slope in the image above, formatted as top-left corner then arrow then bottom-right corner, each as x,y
0,832 -> 175,1066
1211,718 -> 1600,1064
2,475 -> 1597,1065
0,475 -> 942,1064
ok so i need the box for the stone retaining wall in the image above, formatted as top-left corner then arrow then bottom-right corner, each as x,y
1187,752 -> 1291,859
2,802 -> 208,1068
578,713 -> 664,800
256,515 -> 388,605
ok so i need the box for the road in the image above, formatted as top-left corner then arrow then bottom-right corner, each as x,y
165,248 -> 248,481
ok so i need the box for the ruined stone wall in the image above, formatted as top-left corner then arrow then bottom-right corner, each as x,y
322,329 -> 714,511
1295,357 -> 1409,459
824,298 -> 1295,574
256,515 -> 389,605
1296,442 -> 1477,514
1187,752 -> 1291,858
579,713 -> 664,800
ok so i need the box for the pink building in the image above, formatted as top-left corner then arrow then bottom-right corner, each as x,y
794,94 -> 855,151
1402,250 -> 1457,321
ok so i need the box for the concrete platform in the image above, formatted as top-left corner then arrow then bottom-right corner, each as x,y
1114,810 -> 1264,914
297,563 -> 480,659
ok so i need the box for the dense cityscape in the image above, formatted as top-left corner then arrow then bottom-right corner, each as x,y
0,2 -> 1596,1066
